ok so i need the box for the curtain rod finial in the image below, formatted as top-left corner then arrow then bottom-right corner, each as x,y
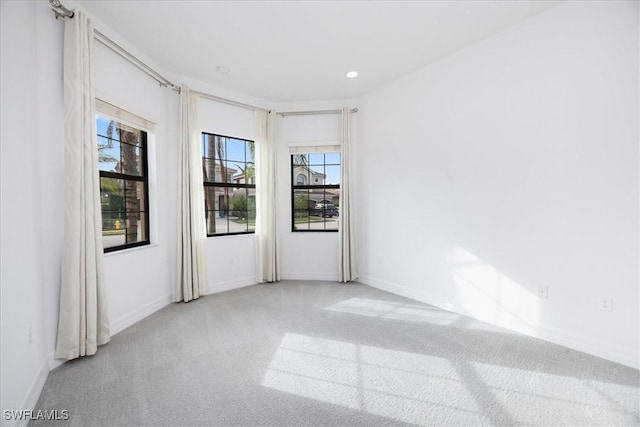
50,0 -> 74,19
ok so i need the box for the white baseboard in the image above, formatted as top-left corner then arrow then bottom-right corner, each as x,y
280,272 -> 339,282
7,358 -> 50,427
110,293 -> 173,336
48,353 -> 66,371
206,277 -> 257,294
47,293 -> 173,371
359,274 -> 639,370
359,275 -> 451,308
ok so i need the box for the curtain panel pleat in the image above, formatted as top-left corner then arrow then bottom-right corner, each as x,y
338,107 -> 357,282
55,10 -> 110,360
176,86 -> 208,302
255,111 -> 279,282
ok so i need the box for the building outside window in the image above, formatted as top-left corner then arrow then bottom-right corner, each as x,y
291,152 -> 340,231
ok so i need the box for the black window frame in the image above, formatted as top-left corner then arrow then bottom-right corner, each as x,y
202,132 -> 256,237
97,118 -> 151,253
291,153 -> 340,233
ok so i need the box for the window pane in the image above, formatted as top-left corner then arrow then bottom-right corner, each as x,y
97,118 -> 143,176
205,186 -> 228,235
203,158 -> 228,183
203,134 -> 216,160
309,218 -> 328,230
308,188 -> 324,210
326,187 -> 340,208
325,165 -> 340,185
202,158 -> 217,183
292,154 -> 309,166
248,187 -> 256,232
309,165 -> 325,186
325,217 -> 339,231
98,136 -> 119,172
245,162 -> 256,185
325,188 -> 340,231
123,209 -> 147,244
229,187 -> 249,233
226,138 -> 245,162
212,135 -> 226,164
116,123 -> 142,147
293,189 -> 310,210
293,188 -> 311,230
293,210 -> 310,230
97,116 -> 115,140
325,152 -> 340,165
246,142 -> 255,163
100,177 -> 147,246
96,117 -> 122,143
308,153 -> 324,165
101,211 -> 126,249
124,181 -> 146,212
119,141 -> 142,176
227,160 -> 244,184
247,188 -> 256,222
101,175 -> 125,249
206,211 -> 229,235
293,165 -> 310,186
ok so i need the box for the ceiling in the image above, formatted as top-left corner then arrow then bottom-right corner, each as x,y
77,1 -> 558,103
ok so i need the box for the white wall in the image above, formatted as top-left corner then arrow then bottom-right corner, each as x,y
356,0 -> 639,368
275,101 -> 357,281
198,98 -> 257,293
1,2 -> 51,422
1,1 -> 180,422
92,37 -> 179,338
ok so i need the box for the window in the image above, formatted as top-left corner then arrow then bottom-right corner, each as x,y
97,116 -> 150,252
202,133 -> 255,236
291,152 -> 340,232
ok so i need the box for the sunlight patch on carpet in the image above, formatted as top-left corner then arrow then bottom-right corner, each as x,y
323,297 -> 461,325
261,333 -> 488,425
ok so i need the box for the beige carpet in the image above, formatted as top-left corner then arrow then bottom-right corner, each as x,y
31,281 -> 639,426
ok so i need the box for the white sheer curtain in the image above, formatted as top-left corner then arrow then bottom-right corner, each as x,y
339,107 -> 357,282
55,10 -> 110,360
176,86 -> 208,302
255,111 -> 279,282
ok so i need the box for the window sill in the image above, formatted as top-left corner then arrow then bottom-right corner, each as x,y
104,243 -> 158,257
205,233 -> 255,240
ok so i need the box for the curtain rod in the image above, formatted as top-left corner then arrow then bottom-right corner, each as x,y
94,30 -> 180,92
49,0 -> 179,91
190,90 -> 270,113
49,1 -> 271,113
278,108 -> 358,117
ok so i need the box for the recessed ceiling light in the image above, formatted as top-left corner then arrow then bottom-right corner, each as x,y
346,71 -> 358,79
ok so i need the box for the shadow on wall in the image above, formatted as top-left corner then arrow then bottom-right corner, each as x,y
449,246 -> 541,336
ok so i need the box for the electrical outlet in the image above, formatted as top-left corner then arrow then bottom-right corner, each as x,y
601,298 -> 613,312
537,286 -> 548,299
